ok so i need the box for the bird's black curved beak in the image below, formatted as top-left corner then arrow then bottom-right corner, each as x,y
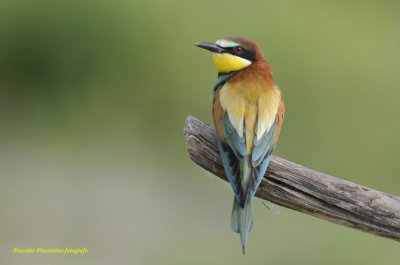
195,42 -> 225,53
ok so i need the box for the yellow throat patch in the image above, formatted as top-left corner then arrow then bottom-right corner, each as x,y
212,53 -> 251,73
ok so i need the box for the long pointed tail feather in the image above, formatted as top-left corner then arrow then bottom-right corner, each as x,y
231,198 -> 253,254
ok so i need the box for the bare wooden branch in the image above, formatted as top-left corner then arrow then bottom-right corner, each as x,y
184,115 -> 400,242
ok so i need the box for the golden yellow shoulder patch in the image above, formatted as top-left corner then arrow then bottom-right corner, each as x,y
219,82 -> 245,137
256,86 -> 281,139
218,81 -> 281,152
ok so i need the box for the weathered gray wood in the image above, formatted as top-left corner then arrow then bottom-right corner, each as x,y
184,115 -> 400,242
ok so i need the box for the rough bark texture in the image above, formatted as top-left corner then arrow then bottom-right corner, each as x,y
184,116 -> 400,242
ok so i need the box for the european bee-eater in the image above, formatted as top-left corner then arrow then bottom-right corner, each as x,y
195,36 -> 285,254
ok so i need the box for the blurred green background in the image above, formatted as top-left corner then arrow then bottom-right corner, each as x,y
1,0 -> 400,264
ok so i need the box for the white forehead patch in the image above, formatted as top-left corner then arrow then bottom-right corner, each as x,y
216,39 -> 240,48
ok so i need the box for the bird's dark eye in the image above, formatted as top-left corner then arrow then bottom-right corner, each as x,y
234,46 -> 243,54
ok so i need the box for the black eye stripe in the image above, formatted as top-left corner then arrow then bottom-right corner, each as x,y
227,46 -> 257,62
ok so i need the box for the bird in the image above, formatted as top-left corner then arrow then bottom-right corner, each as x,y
195,36 -> 285,254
